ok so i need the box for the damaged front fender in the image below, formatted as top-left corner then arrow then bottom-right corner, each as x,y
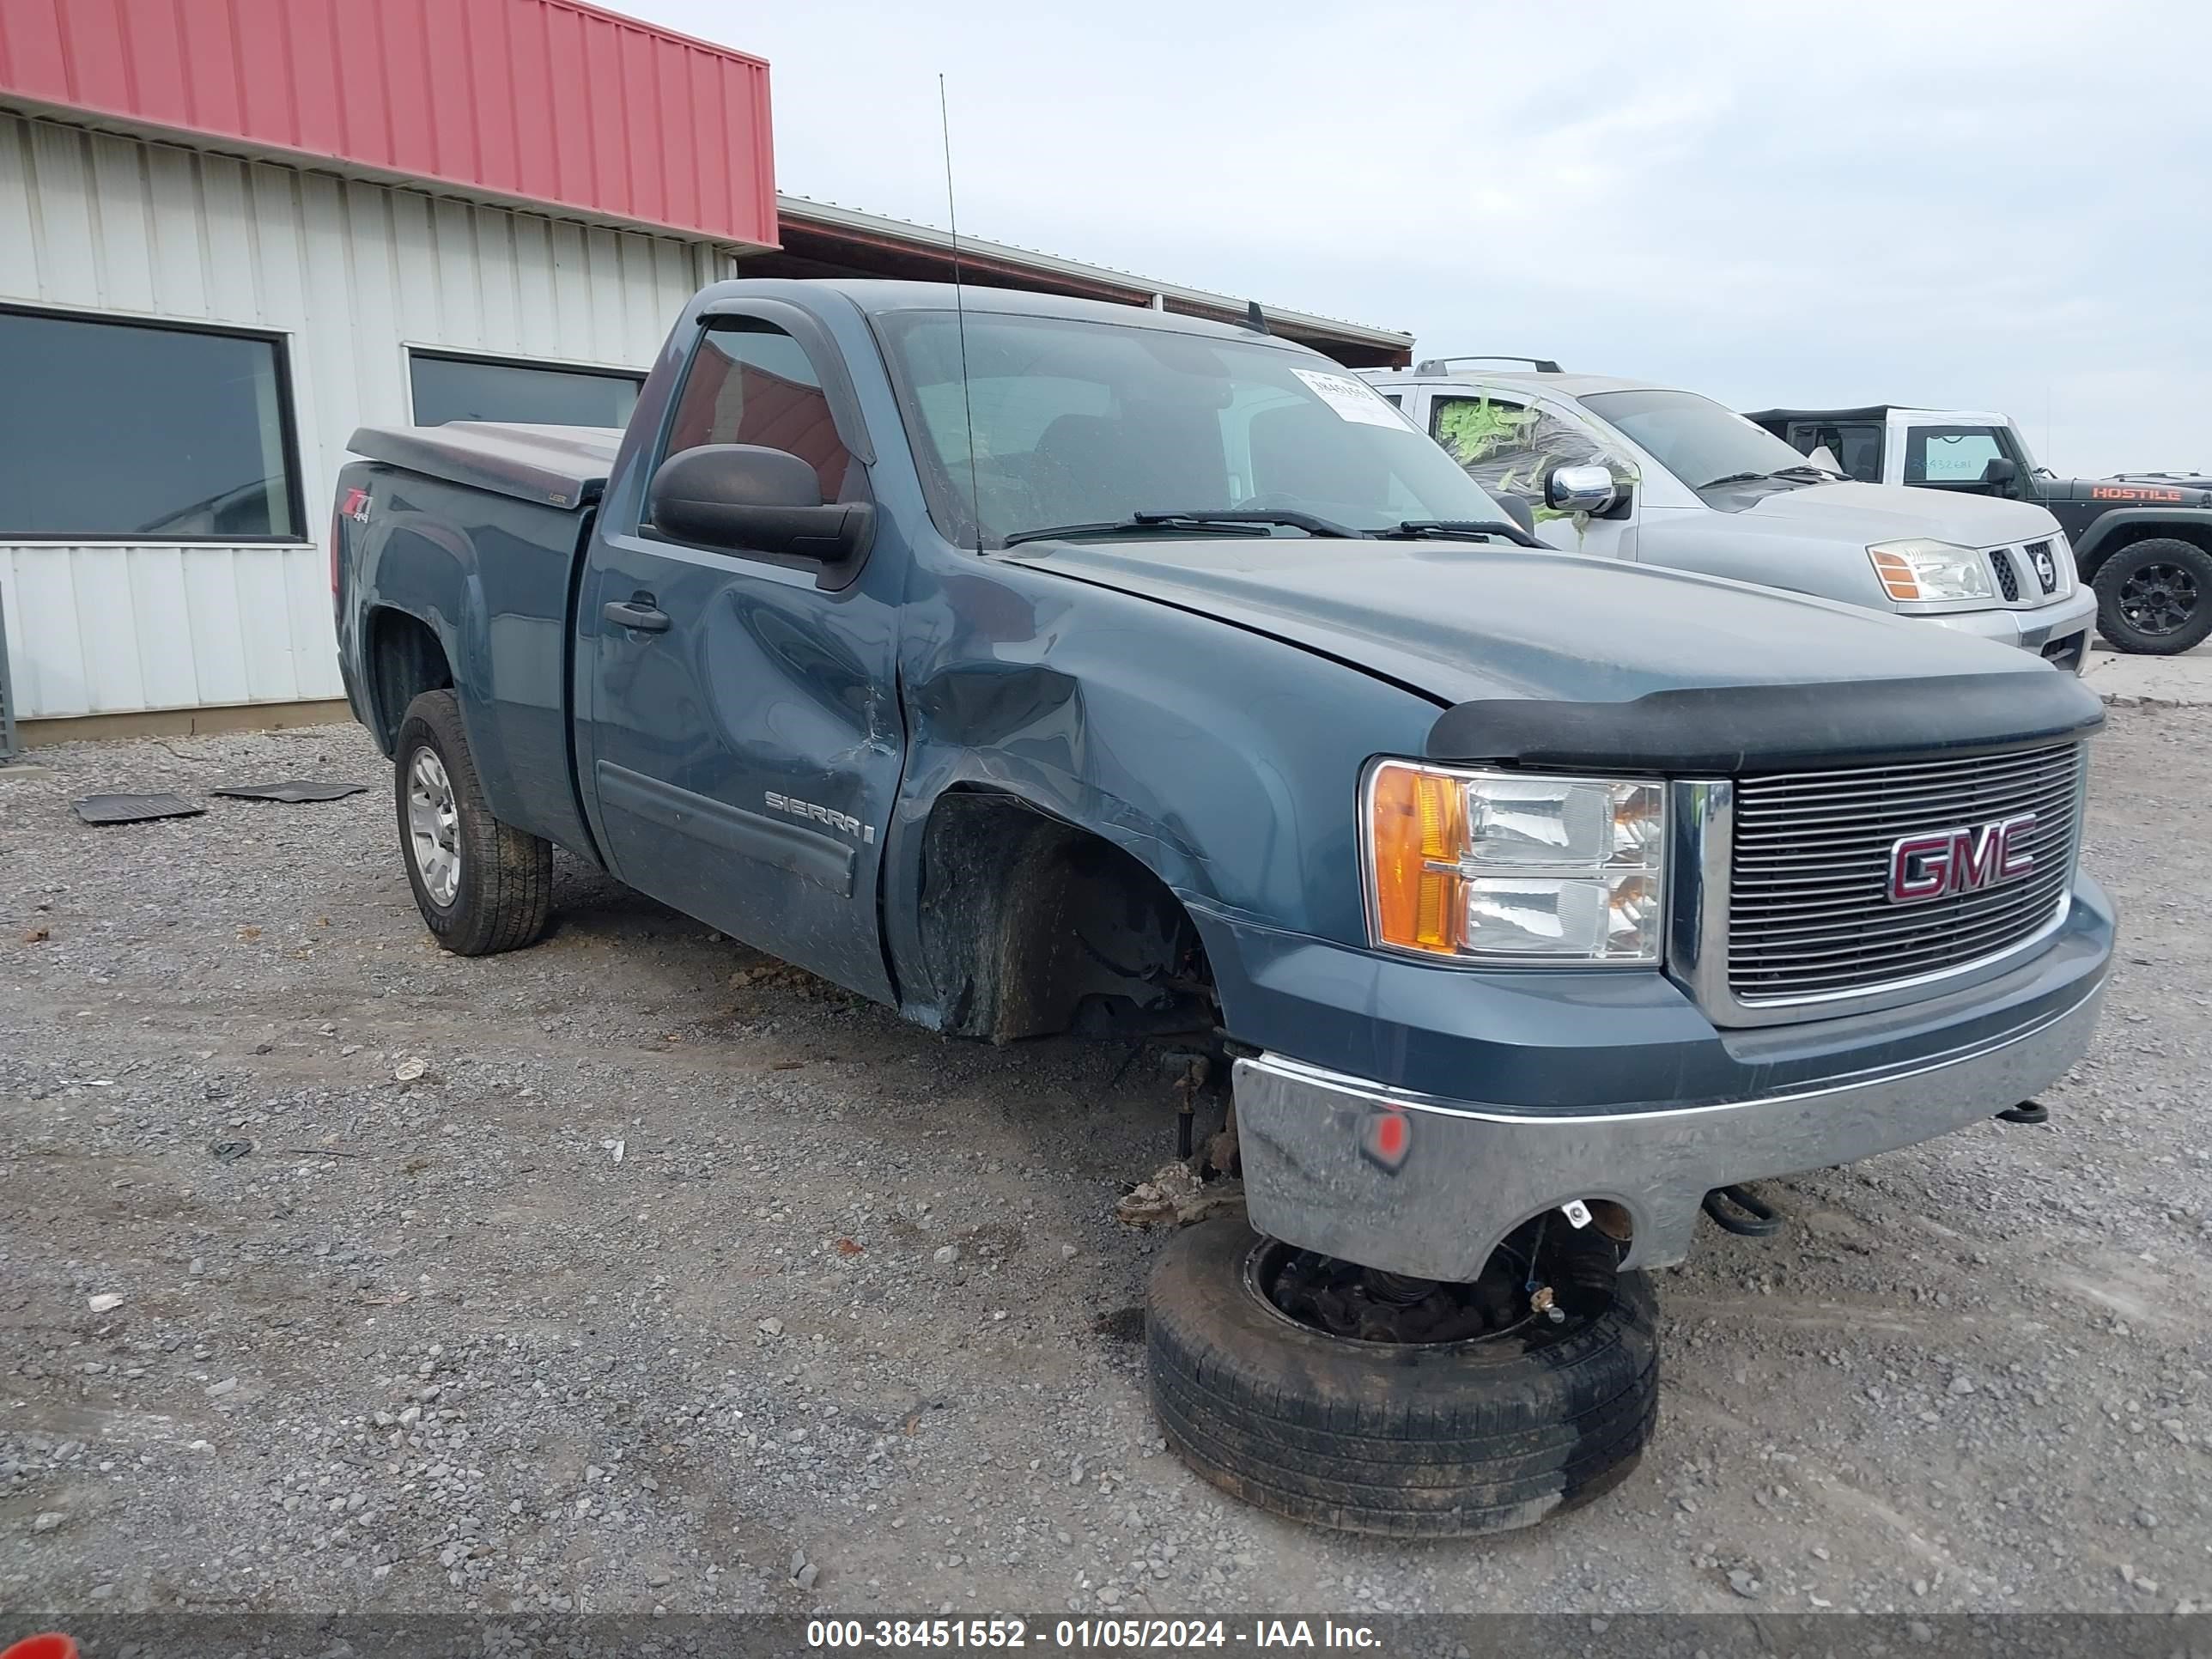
879,561 -> 1439,1032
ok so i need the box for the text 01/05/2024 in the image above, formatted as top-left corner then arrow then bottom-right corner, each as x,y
805,1621 -> 1383,1650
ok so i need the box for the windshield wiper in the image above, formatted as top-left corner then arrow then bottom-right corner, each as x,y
1698,471 -> 1770,489
1377,519 -> 1543,549
1001,508 -> 1361,548
1769,464 -> 1845,483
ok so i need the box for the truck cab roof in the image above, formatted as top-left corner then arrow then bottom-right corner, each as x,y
349,281 -> 1353,511
719,276 -> 1333,351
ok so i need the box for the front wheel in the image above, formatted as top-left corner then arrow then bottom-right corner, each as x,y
393,690 -> 553,955
2092,538 -> 2212,655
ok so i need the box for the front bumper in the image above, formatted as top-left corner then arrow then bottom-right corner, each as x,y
1227,878 -> 2112,1279
1923,586 -> 2096,671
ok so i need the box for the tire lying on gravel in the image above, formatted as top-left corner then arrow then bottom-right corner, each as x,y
1146,1217 -> 1658,1537
393,690 -> 554,956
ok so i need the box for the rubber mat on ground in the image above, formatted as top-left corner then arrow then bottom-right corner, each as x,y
209,780 -> 368,804
74,792 -> 205,824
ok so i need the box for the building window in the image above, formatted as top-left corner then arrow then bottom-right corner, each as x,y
410,350 -> 643,429
0,307 -> 301,540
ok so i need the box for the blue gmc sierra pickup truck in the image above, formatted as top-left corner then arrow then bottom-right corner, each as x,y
334,279 -> 2112,1537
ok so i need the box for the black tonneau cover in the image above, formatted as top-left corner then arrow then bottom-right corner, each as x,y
348,422 -> 621,511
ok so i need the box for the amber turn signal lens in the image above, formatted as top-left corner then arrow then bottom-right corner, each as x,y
1869,549 -> 1921,601
1369,762 -> 1466,954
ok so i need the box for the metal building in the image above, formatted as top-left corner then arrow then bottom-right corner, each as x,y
0,0 -> 1408,740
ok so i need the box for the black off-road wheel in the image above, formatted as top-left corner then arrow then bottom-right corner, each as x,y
392,690 -> 553,956
1146,1216 -> 1659,1537
2093,538 -> 2212,655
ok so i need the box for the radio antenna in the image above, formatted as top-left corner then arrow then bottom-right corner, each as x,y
939,74 -> 983,554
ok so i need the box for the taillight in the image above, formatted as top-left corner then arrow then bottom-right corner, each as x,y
333,487 -> 369,596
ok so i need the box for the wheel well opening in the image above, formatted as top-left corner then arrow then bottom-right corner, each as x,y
917,790 -> 1215,1043
1490,1196 -> 1638,1260
366,610 -> 453,750
2093,521 -> 2212,566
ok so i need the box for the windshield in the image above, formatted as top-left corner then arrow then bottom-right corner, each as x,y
877,310 -> 1510,548
1578,388 -> 1818,489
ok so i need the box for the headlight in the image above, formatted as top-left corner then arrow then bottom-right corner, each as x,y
1364,761 -> 1666,963
1866,538 -> 1994,603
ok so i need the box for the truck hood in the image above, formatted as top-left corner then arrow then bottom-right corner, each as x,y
1729,480 -> 2063,545
1005,536 -> 2057,709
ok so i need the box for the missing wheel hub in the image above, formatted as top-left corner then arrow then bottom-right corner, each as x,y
1247,1211 -> 1622,1346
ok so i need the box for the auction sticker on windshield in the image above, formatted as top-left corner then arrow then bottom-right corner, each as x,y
1291,368 -> 1406,428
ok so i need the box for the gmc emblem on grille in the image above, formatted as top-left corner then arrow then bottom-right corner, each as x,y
1887,814 -> 2038,903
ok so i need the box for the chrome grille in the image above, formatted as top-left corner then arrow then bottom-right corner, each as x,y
1727,743 -> 2082,1004
1990,546 -> 2021,602
2023,538 -> 2059,595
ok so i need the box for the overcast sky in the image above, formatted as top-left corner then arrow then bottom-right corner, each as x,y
632,0 -> 2205,477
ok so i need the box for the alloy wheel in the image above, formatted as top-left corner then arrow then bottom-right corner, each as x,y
406,749 -> 462,906
2118,562 -> 2199,637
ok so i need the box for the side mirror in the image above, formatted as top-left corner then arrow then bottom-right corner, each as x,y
647,444 -> 874,574
1496,493 -> 1537,538
1545,462 -> 1618,514
1981,457 -> 2021,487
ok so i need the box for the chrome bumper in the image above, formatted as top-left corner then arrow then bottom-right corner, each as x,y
1925,586 -> 2096,670
1234,975 -> 2106,1279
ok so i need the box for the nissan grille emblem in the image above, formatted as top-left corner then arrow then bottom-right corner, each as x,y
1887,814 -> 2038,903
2030,545 -> 2057,588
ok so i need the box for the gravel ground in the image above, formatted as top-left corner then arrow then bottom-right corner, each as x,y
2,710 -> 2208,1620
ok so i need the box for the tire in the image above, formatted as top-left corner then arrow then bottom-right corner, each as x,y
2092,538 -> 2212,655
1146,1217 -> 1659,1538
392,690 -> 553,956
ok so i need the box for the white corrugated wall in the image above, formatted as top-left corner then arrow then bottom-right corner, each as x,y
0,110 -> 731,723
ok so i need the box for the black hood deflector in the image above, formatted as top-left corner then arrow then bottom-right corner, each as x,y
1426,672 -> 2105,774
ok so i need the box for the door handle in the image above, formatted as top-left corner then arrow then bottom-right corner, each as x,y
604,598 -> 670,634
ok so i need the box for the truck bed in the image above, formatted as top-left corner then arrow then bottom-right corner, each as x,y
341,421 -> 624,864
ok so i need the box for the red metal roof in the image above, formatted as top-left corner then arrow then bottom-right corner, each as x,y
0,0 -> 777,247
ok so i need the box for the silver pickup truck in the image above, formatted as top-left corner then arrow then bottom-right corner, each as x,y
1362,361 -> 2097,672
